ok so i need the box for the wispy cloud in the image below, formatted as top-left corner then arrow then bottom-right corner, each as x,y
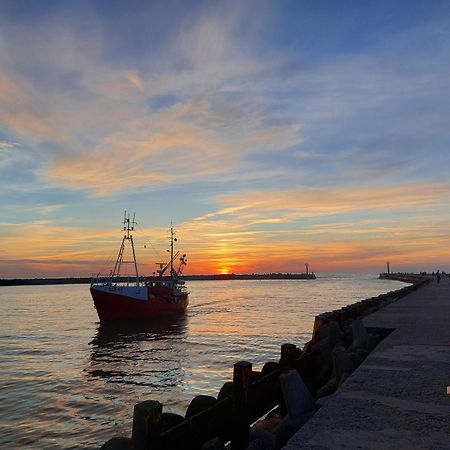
175,182 -> 450,272
209,183 -> 450,220
34,204 -> 66,215
0,4 -> 303,195
0,140 -> 18,149
2,2 -> 449,198
124,70 -> 145,92
1,2 -> 450,275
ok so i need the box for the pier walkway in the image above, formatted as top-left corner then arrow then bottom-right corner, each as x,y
284,276 -> 450,449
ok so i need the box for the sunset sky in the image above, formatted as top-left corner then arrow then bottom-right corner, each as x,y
1,0 -> 449,277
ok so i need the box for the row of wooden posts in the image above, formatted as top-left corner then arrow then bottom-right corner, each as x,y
138,344 -> 299,450
102,276 -> 430,450
104,342 -> 304,450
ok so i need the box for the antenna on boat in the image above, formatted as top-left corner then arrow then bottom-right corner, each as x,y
170,222 -> 175,276
178,254 -> 188,274
156,223 -> 186,277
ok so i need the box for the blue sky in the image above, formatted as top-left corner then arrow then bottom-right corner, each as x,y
0,0 -> 449,276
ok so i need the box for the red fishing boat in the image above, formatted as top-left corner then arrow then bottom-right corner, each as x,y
90,212 -> 189,321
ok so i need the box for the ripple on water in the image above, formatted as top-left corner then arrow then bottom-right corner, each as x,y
0,276 -> 408,449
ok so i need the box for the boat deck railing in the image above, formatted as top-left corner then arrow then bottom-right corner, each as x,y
90,275 -> 141,287
91,275 -> 189,290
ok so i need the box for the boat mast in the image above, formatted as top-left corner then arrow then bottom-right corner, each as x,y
170,223 -> 174,276
158,224 -> 178,277
112,211 -> 140,286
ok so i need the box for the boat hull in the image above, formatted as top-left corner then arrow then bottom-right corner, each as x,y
90,286 -> 189,321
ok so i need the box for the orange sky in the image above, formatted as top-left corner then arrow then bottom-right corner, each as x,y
1,2 -> 450,277
1,181 -> 449,277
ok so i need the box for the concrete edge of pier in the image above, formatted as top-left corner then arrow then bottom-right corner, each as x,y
283,275 -> 450,449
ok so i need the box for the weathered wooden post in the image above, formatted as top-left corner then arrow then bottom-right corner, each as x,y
231,361 -> 252,450
132,400 -> 162,450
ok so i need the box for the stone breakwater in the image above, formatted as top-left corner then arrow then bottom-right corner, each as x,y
284,273 -> 449,450
99,275 -> 429,450
0,273 -> 315,286
378,272 -> 429,283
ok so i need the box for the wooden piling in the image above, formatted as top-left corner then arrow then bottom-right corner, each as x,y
132,400 -> 162,450
231,361 -> 252,450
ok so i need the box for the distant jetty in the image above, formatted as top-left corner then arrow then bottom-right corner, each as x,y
378,272 -> 429,283
181,273 -> 316,281
0,272 -> 315,286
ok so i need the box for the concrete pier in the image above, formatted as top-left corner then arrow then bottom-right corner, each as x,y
284,276 -> 450,449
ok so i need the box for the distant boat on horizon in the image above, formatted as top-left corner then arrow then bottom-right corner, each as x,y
90,212 -> 189,321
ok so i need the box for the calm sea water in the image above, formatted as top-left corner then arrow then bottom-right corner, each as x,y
0,274 -> 407,449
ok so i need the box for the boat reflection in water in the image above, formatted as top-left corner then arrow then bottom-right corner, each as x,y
88,315 -> 188,391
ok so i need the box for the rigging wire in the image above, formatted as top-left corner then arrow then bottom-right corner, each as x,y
96,219 -> 184,277
95,241 -> 119,276
134,222 -> 164,262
